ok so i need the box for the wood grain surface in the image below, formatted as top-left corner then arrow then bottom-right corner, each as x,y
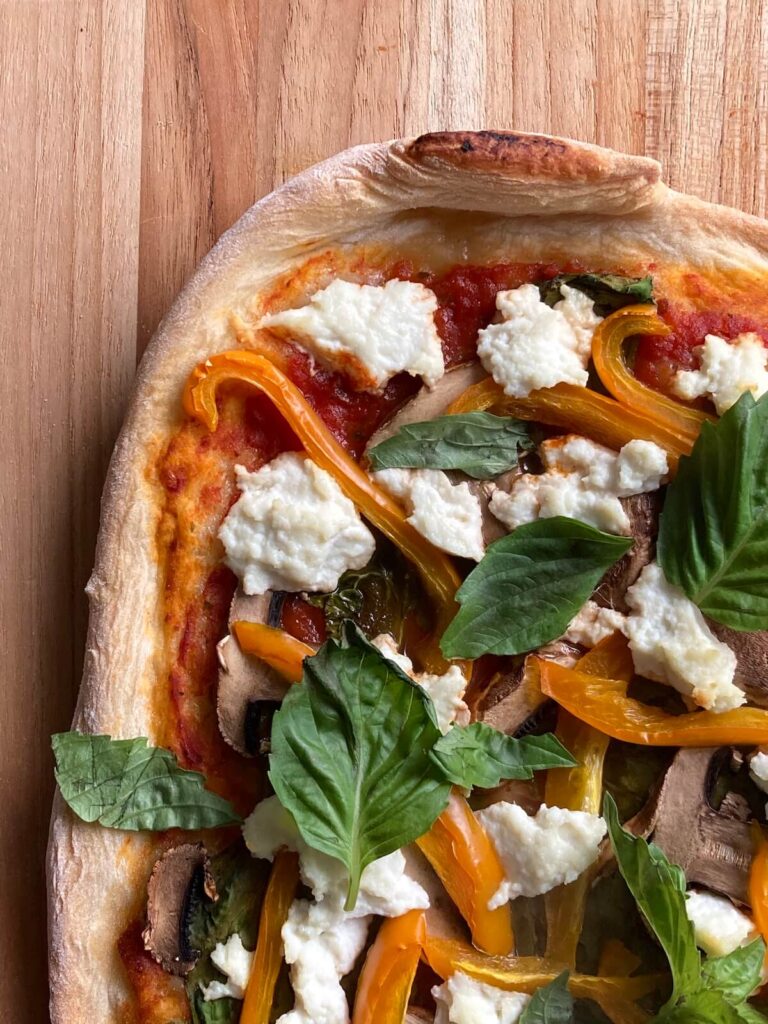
2,0 -> 767,1019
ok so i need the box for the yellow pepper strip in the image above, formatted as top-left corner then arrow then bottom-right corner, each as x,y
241,851 -> 300,1024
233,621 -> 314,683
446,377 -> 691,468
591,305 -> 714,442
184,351 -> 461,673
544,635 -> 633,964
539,659 -> 768,746
749,823 -> 768,965
416,791 -> 514,956
352,909 -> 426,1024
422,933 -> 664,1016
596,940 -> 650,1024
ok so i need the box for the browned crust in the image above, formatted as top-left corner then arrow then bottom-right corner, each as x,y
47,131 -> 768,1024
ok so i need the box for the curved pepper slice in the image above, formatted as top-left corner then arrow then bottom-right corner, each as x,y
539,659 -> 768,746
446,377 -> 691,468
352,909 -> 426,1024
591,305 -> 714,442
233,621 -> 314,683
241,850 -> 300,1024
184,351 -> 461,672
416,791 -> 514,955
544,635 -> 633,964
749,824 -> 768,964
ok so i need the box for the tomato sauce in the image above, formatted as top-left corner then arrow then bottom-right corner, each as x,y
117,921 -> 190,1024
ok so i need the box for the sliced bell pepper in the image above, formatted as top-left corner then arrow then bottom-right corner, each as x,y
446,377 -> 691,468
184,351 -> 461,673
591,305 -> 714,442
352,909 -> 426,1024
416,791 -> 514,956
749,823 -> 768,963
539,659 -> 768,746
597,940 -> 650,1024
241,850 -> 300,1024
233,621 -> 314,683
544,635 -> 633,964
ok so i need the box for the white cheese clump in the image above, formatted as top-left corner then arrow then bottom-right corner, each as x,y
372,633 -> 471,733
373,467 -> 486,561
475,802 -> 607,909
219,453 -> 375,594
564,600 -> 627,647
489,435 -> 669,535
433,971 -> 531,1024
672,333 -> 768,415
750,750 -> 768,794
258,278 -> 444,390
624,563 -> 742,712
200,933 -> 254,1001
685,890 -> 758,958
476,283 -> 602,398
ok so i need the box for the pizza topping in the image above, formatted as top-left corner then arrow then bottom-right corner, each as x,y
431,971 -> 531,1024
259,278 -> 444,390
539,273 -> 654,316
489,435 -> 669,536
476,283 -> 601,398
563,599 -> 626,648
200,932 -> 254,1001
685,890 -> 758,959
593,491 -> 661,613
352,909 -> 426,1024
672,333 -> 768,415
219,454 -> 376,595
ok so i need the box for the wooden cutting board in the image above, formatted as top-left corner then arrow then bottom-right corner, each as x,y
2,1 -> 767,1020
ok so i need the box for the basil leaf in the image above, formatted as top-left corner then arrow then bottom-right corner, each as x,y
52,732 -> 241,830
367,412 -> 533,479
658,392 -> 768,630
702,940 -> 766,1004
186,844 -> 266,962
734,1004 -> 768,1023
188,993 -> 239,1024
540,273 -> 654,316
268,622 -> 451,910
604,794 -> 701,1007
431,724 -> 576,789
654,990 -> 742,1023
441,518 -> 632,659
520,970 -> 574,1023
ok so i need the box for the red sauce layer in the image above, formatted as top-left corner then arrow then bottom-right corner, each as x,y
118,920 -> 190,1024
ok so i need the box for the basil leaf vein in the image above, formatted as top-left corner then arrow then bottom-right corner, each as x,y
700,940 -> 766,1005
520,970 -> 574,1024
431,724 -> 577,789
539,272 -> 654,315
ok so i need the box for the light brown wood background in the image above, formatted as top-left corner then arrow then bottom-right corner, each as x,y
2,0 -> 767,1019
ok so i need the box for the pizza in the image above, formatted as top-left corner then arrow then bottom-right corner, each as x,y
48,131 -> 768,1024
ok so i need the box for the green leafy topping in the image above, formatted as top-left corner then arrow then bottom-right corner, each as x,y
188,992 -> 239,1024
540,273 -> 654,316
701,942 -> 766,1006
520,971 -> 574,1023
431,724 -> 576,789
367,412 -> 533,479
658,392 -> 768,631
51,732 -> 241,831
268,622 -> 452,910
440,518 -> 632,659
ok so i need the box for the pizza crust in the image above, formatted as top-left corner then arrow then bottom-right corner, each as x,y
47,131 -> 768,1023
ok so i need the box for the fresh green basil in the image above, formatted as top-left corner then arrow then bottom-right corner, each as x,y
735,1004 -> 768,1023
520,971 -> 574,1023
52,732 -> 241,831
540,273 -> 654,316
268,623 -> 452,910
440,518 -> 632,659
188,993 -> 239,1024
431,724 -> 576,789
367,412 -> 533,479
657,392 -> 768,631
654,989 -> 743,1023
701,941 -> 766,1006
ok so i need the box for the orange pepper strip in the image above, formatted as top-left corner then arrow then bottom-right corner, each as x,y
544,635 -> 633,965
539,659 -> 768,746
446,377 -> 691,469
595,940 -> 651,1024
184,351 -> 461,673
416,791 -> 514,956
352,909 -> 426,1024
241,851 -> 300,1024
591,305 -> 714,442
233,621 -> 314,683
749,823 -> 768,965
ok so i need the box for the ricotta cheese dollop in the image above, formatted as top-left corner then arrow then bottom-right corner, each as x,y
564,599 -> 627,647
685,890 -> 758,958
475,802 -> 606,909
219,453 -> 375,595
672,333 -> 768,415
624,563 -> 743,712
372,466 -> 486,561
433,971 -> 531,1024
476,283 -> 602,398
489,435 -> 669,535
200,933 -> 254,1001
258,278 -> 444,390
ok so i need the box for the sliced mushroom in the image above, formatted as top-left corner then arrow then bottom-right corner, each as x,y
405,1011 -> 434,1023
593,491 -> 661,613
217,589 -> 290,755
143,843 -> 217,976
708,621 -> 768,707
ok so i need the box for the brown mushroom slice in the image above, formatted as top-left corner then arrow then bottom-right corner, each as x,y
143,843 -> 217,976
708,621 -> 768,707
593,491 -> 662,614
217,589 -> 291,755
